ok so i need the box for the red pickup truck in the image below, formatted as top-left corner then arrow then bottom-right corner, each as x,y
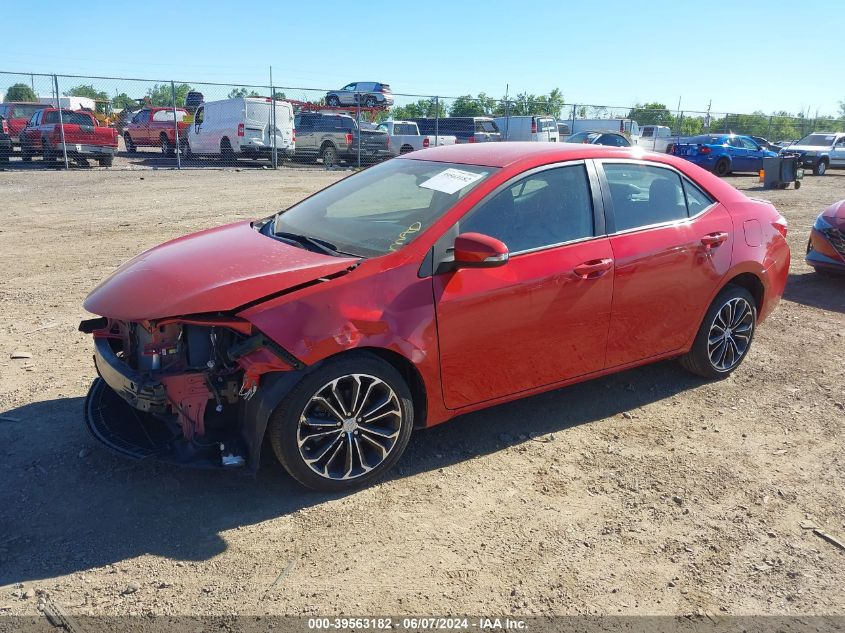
0,102 -> 45,148
20,109 -> 118,166
123,107 -> 190,154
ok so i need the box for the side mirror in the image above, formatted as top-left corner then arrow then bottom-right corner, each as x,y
453,232 -> 509,268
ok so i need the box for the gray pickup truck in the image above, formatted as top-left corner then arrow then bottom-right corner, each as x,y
294,112 -> 390,166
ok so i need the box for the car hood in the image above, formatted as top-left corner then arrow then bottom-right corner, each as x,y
84,221 -> 359,321
784,144 -> 831,153
821,199 -> 845,229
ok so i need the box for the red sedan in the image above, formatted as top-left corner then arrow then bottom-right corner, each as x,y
80,143 -> 790,490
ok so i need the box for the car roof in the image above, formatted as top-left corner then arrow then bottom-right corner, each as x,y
402,142 -> 663,168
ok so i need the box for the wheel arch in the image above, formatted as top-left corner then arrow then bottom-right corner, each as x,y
723,271 -> 764,313
243,345 -> 430,472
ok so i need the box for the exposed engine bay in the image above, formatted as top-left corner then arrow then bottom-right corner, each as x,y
80,316 -> 301,469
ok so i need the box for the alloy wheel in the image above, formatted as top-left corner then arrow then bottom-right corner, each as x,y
297,374 -> 402,481
707,297 -> 754,372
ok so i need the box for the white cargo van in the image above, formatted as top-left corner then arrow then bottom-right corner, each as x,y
185,97 -> 295,162
564,118 -> 640,144
494,115 -> 559,142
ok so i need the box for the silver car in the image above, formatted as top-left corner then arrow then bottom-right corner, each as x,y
325,82 -> 394,108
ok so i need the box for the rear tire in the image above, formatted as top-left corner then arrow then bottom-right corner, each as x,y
181,140 -> 191,160
320,143 -> 338,167
813,159 -> 827,176
97,155 -> 113,167
714,158 -> 730,177
326,95 -> 340,107
266,352 -> 414,492
124,133 -> 136,153
160,134 -> 173,155
679,285 -> 757,379
220,138 -> 236,165
364,96 -> 377,107
21,145 -> 33,162
399,145 -> 414,155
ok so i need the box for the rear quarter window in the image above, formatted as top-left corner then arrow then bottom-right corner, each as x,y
604,163 -> 689,231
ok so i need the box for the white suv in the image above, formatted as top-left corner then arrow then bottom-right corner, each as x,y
784,132 -> 845,175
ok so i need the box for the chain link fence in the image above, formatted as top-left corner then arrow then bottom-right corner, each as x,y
2,70 -> 844,170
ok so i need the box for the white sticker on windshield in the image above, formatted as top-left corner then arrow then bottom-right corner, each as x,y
419,168 -> 484,195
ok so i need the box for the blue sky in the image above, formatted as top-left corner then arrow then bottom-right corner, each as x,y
2,0 -> 842,116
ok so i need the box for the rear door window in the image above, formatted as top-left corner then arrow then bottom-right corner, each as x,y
603,163 -> 689,232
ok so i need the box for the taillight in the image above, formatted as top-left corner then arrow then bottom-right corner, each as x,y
772,217 -> 788,239
237,123 -> 244,137
1,120 -> 7,134
423,137 -> 430,148
467,136 -> 476,143
699,146 -> 711,154
292,128 -> 296,142
345,132 -> 353,145
531,119 -> 537,134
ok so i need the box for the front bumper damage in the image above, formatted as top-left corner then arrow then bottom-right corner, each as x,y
80,316 -> 305,471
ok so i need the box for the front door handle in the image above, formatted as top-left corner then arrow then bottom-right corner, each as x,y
701,232 -> 729,248
573,258 -> 613,278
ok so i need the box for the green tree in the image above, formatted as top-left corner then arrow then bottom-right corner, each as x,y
146,83 -> 192,107
5,82 -> 37,102
112,93 -> 137,110
838,100 -> 845,119
228,87 -> 261,99
448,93 -> 498,117
66,84 -> 109,101
392,98 -> 446,119
503,89 -> 565,118
628,102 -> 673,126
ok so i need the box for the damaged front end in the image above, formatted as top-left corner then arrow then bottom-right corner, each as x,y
80,315 -> 303,471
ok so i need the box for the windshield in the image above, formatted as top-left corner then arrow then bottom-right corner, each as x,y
567,131 -> 601,143
687,135 -> 725,144
272,159 -> 496,257
796,133 -> 836,147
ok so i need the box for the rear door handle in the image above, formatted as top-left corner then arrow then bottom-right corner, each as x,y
573,258 -> 613,278
701,232 -> 729,248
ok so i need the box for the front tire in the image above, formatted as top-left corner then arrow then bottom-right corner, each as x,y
680,285 -> 756,378
326,95 -> 340,107
124,133 -> 136,153
267,353 -> 414,492
97,155 -> 113,167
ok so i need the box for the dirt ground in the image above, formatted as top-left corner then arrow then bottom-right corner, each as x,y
0,159 -> 844,621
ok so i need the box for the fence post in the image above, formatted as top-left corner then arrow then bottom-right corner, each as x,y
435,97 -> 440,146
270,67 -> 278,169
570,104 -> 576,138
504,99 -> 510,141
53,75 -> 69,169
170,81 -> 181,170
356,93 -> 361,169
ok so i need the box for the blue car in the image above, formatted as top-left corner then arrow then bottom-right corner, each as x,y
672,134 -> 779,176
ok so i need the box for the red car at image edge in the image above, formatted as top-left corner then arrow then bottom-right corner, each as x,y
79,142 -> 790,491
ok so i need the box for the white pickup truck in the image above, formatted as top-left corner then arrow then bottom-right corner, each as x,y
636,125 -> 675,153
377,120 -> 456,156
